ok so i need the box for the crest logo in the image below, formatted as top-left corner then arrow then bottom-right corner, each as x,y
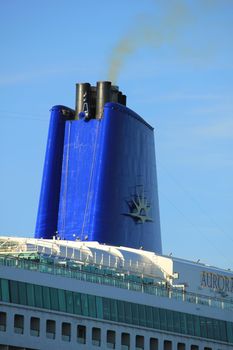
125,186 -> 153,223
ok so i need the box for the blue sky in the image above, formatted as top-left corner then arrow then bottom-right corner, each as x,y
0,0 -> 233,269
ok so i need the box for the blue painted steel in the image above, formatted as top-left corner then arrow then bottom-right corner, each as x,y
57,103 -> 162,253
35,106 -> 74,239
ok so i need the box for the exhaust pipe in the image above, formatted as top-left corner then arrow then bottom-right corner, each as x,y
75,83 -> 91,120
75,81 -> 127,120
95,81 -> 112,119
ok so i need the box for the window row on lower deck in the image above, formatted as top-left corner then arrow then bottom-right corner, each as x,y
0,311 -> 219,350
0,278 -> 232,345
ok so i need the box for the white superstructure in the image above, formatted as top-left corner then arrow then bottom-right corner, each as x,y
0,237 -> 232,350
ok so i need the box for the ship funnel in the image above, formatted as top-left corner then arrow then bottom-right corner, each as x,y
35,81 -> 162,254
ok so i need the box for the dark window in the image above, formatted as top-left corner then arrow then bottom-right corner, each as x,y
193,315 -> 201,337
212,318 -> 220,340
136,335 -> 144,349
159,309 -> 167,330
226,321 -> 233,343
150,338 -> 158,350
110,299 -> 117,322
177,343 -> 185,350
92,327 -> 101,347
50,288 -> 59,310
124,302 -> 132,324
186,314 -> 194,335
121,332 -> 130,350
42,286 -> 51,309
164,340 -> 172,350
10,281 -> 19,304
180,313 -> 187,334
173,311 -> 181,333
46,319 -> 56,339
73,292 -> 82,315
107,330 -> 115,349
26,284 -> 35,307
0,345 -> 8,350
58,289 -> 66,312
1,279 -> 10,302
96,296 -> 103,318
103,297 -> 111,320
77,325 -> 86,344
18,282 -> 27,305
138,304 -> 146,327
30,317 -> 40,337
34,285 -> 43,308
62,322 -> 71,342
117,300 -> 125,323
191,346 -> 199,350
146,305 -> 153,328
14,314 -> 24,334
219,319 -> 227,342
131,303 -> 139,325
200,317 -> 207,338
206,319 -> 214,339
166,310 -> 173,332
0,312 -> 7,332
88,294 -> 96,317
65,291 -> 73,314
81,293 -> 89,316
152,308 -> 160,329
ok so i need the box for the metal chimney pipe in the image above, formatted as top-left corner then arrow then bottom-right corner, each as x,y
120,94 -> 127,106
111,85 -> 119,103
95,81 -> 112,119
75,83 -> 91,119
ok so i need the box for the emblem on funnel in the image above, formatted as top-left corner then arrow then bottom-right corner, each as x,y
125,186 -> 153,223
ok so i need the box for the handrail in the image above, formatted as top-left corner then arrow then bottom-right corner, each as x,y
0,256 -> 232,312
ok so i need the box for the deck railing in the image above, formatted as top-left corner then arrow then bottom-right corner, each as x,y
0,255 -> 232,312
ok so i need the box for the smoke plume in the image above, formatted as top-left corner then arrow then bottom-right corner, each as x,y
107,1 -> 191,83
107,0 -> 233,83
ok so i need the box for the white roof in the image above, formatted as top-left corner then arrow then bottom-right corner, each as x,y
0,236 -> 173,281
